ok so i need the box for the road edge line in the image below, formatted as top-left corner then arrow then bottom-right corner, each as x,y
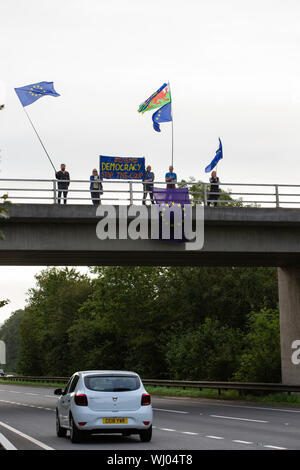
0,421 -> 54,450
0,432 -> 17,450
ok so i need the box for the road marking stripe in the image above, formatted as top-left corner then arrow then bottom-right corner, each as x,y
160,428 -> 176,432
25,393 -> 39,396
205,435 -> 224,440
0,432 -> 17,450
263,445 -> 287,450
0,399 -> 55,412
233,440 -> 253,445
212,403 -> 300,414
0,421 -> 53,450
210,414 -> 268,423
156,397 -> 300,414
153,408 -> 188,414
182,431 -> 199,435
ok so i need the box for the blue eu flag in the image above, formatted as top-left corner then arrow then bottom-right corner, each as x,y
14,81 -> 60,107
152,102 -> 172,132
205,138 -> 223,173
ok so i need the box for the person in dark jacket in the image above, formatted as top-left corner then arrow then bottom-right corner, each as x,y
142,165 -> 155,205
207,170 -> 220,206
90,168 -> 103,206
56,164 -> 70,204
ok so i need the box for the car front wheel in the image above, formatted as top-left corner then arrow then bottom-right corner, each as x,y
139,425 -> 152,442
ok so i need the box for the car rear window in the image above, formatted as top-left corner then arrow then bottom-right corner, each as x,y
84,375 -> 140,392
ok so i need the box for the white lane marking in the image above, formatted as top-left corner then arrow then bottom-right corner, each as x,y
0,432 -> 17,450
0,399 -> 55,412
9,391 -> 21,394
155,397 -> 300,414
263,445 -> 287,450
207,403 -> 300,414
153,408 -> 188,414
210,414 -> 268,423
25,393 -> 39,396
0,421 -> 53,450
153,426 -> 287,449
233,440 -> 253,445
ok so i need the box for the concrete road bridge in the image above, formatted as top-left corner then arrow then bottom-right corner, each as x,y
1,178 -> 300,385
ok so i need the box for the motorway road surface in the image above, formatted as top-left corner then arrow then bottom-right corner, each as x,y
0,383 -> 299,450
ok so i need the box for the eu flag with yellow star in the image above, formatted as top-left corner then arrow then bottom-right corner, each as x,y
152,102 -> 172,132
14,82 -> 60,107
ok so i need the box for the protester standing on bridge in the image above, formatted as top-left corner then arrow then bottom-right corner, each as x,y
56,164 -> 70,205
207,170 -> 220,206
142,165 -> 155,205
165,165 -> 177,189
90,168 -> 103,206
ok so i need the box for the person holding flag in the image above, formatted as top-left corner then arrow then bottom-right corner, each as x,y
205,138 -> 223,206
56,163 -> 70,205
207,170 -> 220,207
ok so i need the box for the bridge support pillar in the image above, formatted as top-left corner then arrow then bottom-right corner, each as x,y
278,267 -> 300,385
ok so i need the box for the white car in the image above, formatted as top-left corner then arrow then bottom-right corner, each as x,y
54,370 -> 153,443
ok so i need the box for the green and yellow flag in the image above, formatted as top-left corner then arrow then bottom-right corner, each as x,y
138,83 -> 171,114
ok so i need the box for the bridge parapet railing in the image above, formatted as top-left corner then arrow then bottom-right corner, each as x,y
1,178 -> 300,207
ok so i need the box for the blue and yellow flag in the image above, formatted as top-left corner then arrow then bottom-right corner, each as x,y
14,81 -> 60,107
205,138 -> 223,173
152,102 -> 172,132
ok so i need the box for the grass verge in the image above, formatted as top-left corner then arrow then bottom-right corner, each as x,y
0,379 -> 67,388
145,386 -> 300,406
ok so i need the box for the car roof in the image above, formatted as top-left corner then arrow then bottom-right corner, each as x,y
76,370 -> 140,377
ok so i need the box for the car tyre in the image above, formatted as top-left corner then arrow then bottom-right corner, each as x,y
56,411 -> 67,437
69,415 -> 84,443
139,425 -> 152,442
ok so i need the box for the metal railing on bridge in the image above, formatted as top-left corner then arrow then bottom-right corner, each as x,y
1,178 -> 300,207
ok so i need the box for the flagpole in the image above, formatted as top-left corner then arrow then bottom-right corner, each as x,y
168,81 -> 174,168
22,107 -> 57,173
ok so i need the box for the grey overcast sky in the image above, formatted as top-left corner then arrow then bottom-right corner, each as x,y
1,0 -> 300,323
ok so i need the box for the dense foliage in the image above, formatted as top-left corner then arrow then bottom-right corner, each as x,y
0,266 -> 281,382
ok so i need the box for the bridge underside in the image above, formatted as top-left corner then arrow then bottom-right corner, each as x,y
1,250 -> 300,267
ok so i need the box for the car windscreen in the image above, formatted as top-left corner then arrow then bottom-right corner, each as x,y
84,375 -> 140,392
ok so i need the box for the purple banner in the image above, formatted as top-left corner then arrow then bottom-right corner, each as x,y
152,187 -> 190,205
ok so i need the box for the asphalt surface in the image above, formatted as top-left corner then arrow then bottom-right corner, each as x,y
0,383 -> 299,450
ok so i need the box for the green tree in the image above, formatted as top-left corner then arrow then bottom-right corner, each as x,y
68,266 -> 172,378
179,177 -> 258,207
0,309 -> 25,372
166,318 -> 244,380
18,267 -> 92,375
233,307 -> 281,383
157,266 -> 278,330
